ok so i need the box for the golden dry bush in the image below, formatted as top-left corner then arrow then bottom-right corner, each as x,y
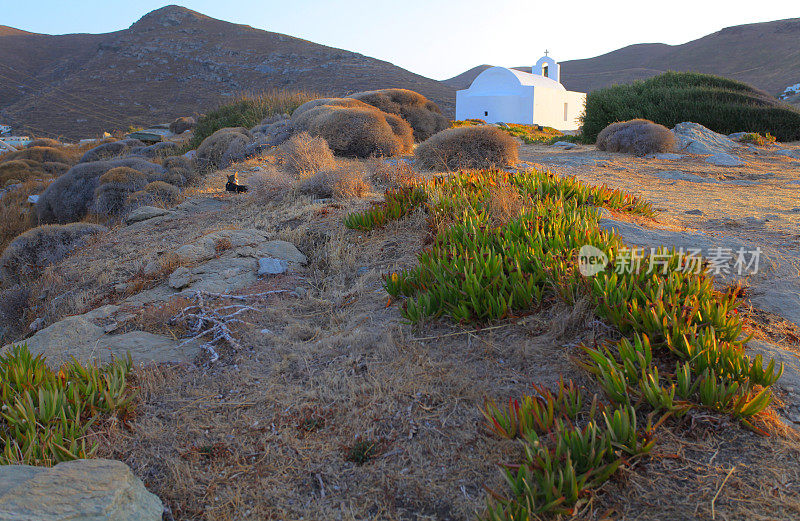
348,88 -> 449,141
277,132 -> 336,176
249,165 -> 295,202
300,161 -> 371,199
486,181 -> 528,227
596,119 -> 676,156
414,125 -> 519,171
291,98 -> 413,158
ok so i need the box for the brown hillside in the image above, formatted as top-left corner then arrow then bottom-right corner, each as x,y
445,18 -> 800,97
0,5 -> 455,140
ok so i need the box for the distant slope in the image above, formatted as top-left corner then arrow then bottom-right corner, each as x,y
0,6 -> 455,139
446,18 -> 800,97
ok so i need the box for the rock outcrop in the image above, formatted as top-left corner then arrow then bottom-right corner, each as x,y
0,459 -> 162,521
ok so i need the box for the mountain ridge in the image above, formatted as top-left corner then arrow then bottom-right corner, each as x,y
445,18 -> 800,99
0,5 -> 456,140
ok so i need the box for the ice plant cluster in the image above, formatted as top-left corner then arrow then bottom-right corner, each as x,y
343,168 -> 783,518
0,345 -> 132,465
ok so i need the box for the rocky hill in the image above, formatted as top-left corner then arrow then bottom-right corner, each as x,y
0,5 -> 455,140
445,18 -> 800,97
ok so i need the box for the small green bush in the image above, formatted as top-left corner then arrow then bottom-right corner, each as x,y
191,90 -> 318,148
582,71 -> 800,142
0,344 -> 133,466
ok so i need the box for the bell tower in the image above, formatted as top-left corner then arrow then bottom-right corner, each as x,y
533,51 -> 560,83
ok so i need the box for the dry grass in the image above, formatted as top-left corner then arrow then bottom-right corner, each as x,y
365,157 -> 420,188
485,181 -> 529,227
276,132 -> 336,176
16,147 -> 799,520
299,161 -> 372,199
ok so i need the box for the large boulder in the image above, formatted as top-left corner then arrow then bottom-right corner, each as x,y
672,122 -> 740,155
0,459 -> 163,521
196,127 -> 252,169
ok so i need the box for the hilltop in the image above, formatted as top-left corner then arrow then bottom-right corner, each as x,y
0,5 -> 455,140
445,17 -> 800,96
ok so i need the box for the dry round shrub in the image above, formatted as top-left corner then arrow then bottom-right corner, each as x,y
144,181 -> 180,204
130,141 -> 182,159
163,155 -> 199,186
93,167 -> 149,216
41,162 -> 70,176
0,283 -> 31,342
125,190 -> 152,209
35,158 -> 165,223
26,138 -> 62,148
414,125 -> 519,171
348,88 -> 449,141
249,165 -> 294,202
278,132 -> 335,176
79,139 -> 144,163
0,160 -> 46,186
1,146 -> 74,165
196,127 -> 252,170
299,162 -> 371,199
170,116 -> 196,134
292,98 -> 413,158
595,119 -> 676,156
0,223 -> 107,284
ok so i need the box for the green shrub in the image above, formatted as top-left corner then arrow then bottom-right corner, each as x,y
190,90 -> 318,148
581,71 -> 800,142
0,344 -> 133,466
414,125 -> 519,171
738,132 -> 776,146
596,119 -> 676,156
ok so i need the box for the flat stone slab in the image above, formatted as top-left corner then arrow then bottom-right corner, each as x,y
125,205 -> 168,224
2,307 -> 200,366
0,459 -> 162,521
654,170 -> 718,183
706,152 -> 744,167
258,257 -> 288,275
648,153 -> 683,160
600,218 -> 800,327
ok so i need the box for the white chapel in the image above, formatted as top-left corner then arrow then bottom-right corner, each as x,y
455,54 -> 586,130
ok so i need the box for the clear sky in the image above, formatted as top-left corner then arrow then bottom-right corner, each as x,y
2,0 -> 798,80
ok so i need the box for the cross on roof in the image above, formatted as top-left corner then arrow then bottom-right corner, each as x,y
544,49 -> 549,57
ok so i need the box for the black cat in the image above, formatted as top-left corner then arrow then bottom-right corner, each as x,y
225,173 -> 248,193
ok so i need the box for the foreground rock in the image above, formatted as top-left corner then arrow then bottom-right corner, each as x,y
672,122 -> 740,155
599,218 -> 800,327
0,459 -> 162,521
1,305 -> 201,367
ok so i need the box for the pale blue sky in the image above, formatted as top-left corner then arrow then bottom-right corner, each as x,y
2,0 -> 798,80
